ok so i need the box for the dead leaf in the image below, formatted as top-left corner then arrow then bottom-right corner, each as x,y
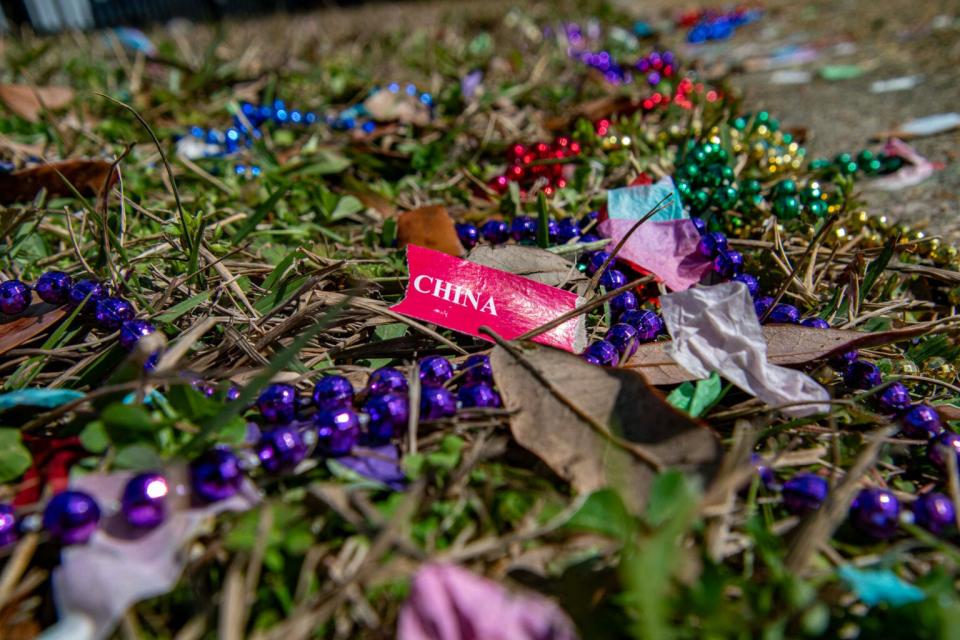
0,84 -> 74,123
626,323 -> 937,385
545,95 -> 641,132
491,342 -> 721,512
363,90 -> 431,127
466,245 -> 587,291
352,191 -> 396,219
0,160 -> 118,205
0,301 -> 66,356
397,205 -> 465,257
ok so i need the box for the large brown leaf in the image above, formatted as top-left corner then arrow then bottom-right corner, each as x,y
0,84 -> 74,122
0,301 -> 66,356
626,323 -> 937,386
466,244 -> 587,291
0,160 -> 117,205
396,205 -> 465,257
491,342 -> 721,512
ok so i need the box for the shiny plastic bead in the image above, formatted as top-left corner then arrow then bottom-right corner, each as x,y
455,223 -> 479,249
94,297 -> 134,331
457,382 -> 502,409
876,382 -> 911,414
913,492 -> 955,535
257,425 -> 308,472
364,392 -> 409,441
849,487 -> 900,540
713,249 -> 744,279
585,251 -> 611,276
460,354 -> 493,383
622,309 -> 664,341
0,504 -> 17,546
557,218 -> 581,243
927,431 -> 960,470
312,375 -> 354,410
583,340 -> 619,367
691,217 -> 707,235
754,296 -> 774,318
599,268 -> 627,290
0,280 -> 30,315
118,319 -> 156,350
257,383 -> 298,424
420,385 -> 458,419
767,303 -> 800,324
900,404 -> 943,439
610,291 -> 639,318
315,408 -> 361,456
510,216 -> 537,242
751,454 -> 775,488
733,273 -> 759,298
782,473 -> 828,514
121,472 -> 168,529
697,231 -> 728,259
68,279 -> 106,307
190,448 -> 243,502
843,360 -> 882,390
367,367 -> 409,395
607,323 -> 639,358
419,356 -> 454,386
480,219 -> 509,244
800,317 -> 830,329
36,271 -> 73,305
546,218 -> 561,242
43,490 -> 101,544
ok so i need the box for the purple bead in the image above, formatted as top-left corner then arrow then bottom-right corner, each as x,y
801,317 -> 830,329
456,223 -> 479,249
226,385 -> 241,402
93,297 -> 134,331
364,392 -> 409,441
900,404 -> 943,440
35,271 -> 73,305
913,492 -> 955,535
751,454 -> 775,488
312,375 -> 354,410
830,349 -> 859,371
610,291 -> 639,318
754,296 -> 774,318
607,323 -> 639,358
583,340 -> 619,367
315,408 -> 361,456
766,303 -> 800,324
585,251 -> 611,276
849,487 -> 900,540
782,473 -> 828,514
876,382 -> 911,414
579,210 -> 600,228
119,319 -> 156,350
713,249 -> 744,279
582,353 -> 602,366
697,231 -> 728,259
367,367 -> 408,395
419,356 -> 454,387
43,490 -> 101,544
457,382 -> 502,409
733,273 -> 760,298
257,425 -> 308,472
621,309 -> 664,341
546,218 -> 560,242
257,383 -> 298,424
557,218 -> 581,243
510,216 -> 537,242
420,385 -> 457,419
121,472 -> 168,529
927,431 -> 960,470
190,448 -> 243,502
843,360 -> 882,390
0,280 -> 30,315
599,268 -> 627,290
579,233 -> 601,244
68,279 -> 106,307
0,504 -> 17,547
460,354 -> 493,383
691,217 -> 707,235
480,219 -> 509,244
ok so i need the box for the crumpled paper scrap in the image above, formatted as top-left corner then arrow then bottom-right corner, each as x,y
397,563 -> 579,640
47,469 -> 259,640
598,218 -> 712,291
0,388 -> 84,411
606,176 -> 687,222
870,138 -> 938,191
660,281 -> 830,417
838,566 -> 926,607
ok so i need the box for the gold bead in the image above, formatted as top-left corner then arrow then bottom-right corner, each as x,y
849,210 -> 869,231
790,158 -> 803,169
788,142 -> 800,154
834,226 -> 848,239
889,360 -> 920,376
756,124 -> 770,137
732,142 -> 744,153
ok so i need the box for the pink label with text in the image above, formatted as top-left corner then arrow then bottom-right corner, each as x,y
391,245 -> 585,353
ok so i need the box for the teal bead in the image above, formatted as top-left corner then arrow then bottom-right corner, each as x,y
741,179 -> 762,195
713,185 -> 739,210
732,116 -> 747,130
702,167 -> 724,188
782,133 -> 793,144
720,166 -> 735,183
677,164 -> 700,183
856,150 -> 874,167
768,118 -> 779,132
800,185 -> 822,204
810,158 -> 831,170
757,111 -> 770,124
691,149 -> 708,164
775,179 -> 798,196
840,161 -> 859,175
714,148 -> 729,163
773,194 -> 802,219
675,180 -> 692,199
805,200 -> 828,218
690,190 -> 710,213
834,152 -> 853,166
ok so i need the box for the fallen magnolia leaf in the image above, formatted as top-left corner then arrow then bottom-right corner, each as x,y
0,83 -> 74,123
363,90 -> 431,126
0,301 -> 66,356
397,205 -> 465,257
466,244 -> 586,291
626,323 -> 937,386
491,342 -> 721,512
0,160 -> 118,205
